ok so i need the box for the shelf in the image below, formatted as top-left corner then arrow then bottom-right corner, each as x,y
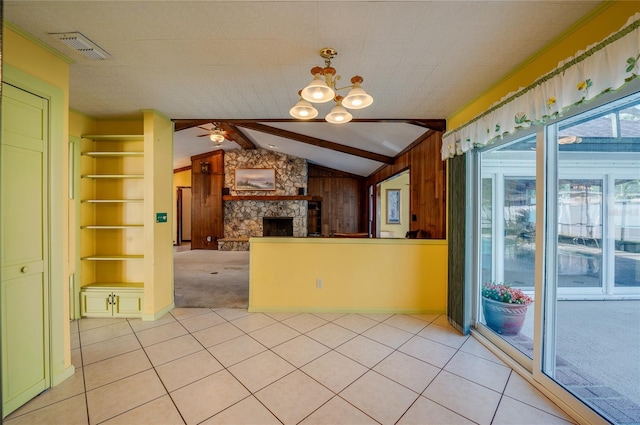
82,151 -> 144,157
78,132 -> 150,318
82,282 -> 144,289
81,225 -> 144,229
81,255 -> 144,261
81,199 -> 144,203
82,134 -> 144,141
223,195 -> 321,201
82,174 -> 144,179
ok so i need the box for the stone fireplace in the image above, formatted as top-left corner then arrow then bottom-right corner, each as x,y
221,149 -> 308,250
224,200 -> 307,239
263,217 -> 294,237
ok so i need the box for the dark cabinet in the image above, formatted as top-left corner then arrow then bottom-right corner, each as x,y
307,200 -> 322,236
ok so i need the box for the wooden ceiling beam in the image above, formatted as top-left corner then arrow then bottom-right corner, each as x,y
235,122 -> 394,164
172,119 -> 213,131
219,123 -> 256,149
172,118 -> 446,132
404,119 -> 446,132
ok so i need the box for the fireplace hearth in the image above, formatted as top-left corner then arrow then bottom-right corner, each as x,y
263,217 -> 294,237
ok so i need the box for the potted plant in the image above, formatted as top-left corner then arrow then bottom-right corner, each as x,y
481,282 -> 533,335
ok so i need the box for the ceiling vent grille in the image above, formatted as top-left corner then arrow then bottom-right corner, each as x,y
49,32 -> 110,60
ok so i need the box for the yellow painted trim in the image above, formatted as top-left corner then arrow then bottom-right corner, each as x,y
141,302 -> 175,321
248,306 -> 446,315
51,365 -> 75,387
249,237 -> 447,246
3,20 -> 75,65
140,108 -> 172,124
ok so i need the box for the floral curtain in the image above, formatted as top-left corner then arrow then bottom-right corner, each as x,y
441,12 -> 640,160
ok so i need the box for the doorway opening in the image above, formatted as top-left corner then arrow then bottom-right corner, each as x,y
172,160 -> 249,309
376,169 -> 410,238
176,186 -> 191,251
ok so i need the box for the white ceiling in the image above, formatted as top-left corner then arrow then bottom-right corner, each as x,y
5,0 -> 602,176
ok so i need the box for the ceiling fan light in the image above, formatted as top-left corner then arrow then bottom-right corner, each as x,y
289,99 -> 318,119
325,103 -> 353,124
301,74 -> 335,103
209,133 -> 225,143
342,84 -> 373,109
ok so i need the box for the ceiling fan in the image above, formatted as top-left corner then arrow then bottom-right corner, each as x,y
197,123 -> 227,143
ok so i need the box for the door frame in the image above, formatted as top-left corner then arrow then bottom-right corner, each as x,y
2,65 -> 73,416
176,186 -> 192,244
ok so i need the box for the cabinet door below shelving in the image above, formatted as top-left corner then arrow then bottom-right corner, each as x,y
113,291 -> 143,317
81,289 -> 112,318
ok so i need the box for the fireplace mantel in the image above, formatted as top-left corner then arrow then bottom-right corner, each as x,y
222,195 -> 321,201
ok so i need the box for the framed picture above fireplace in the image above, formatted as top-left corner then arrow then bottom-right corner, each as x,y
234,168 -> 276,191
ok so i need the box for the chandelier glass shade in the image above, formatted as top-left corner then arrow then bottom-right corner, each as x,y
289,98 -> 319,119
291,48 -> 372,124
325,99 -> 353,124
301,74 -> 335,103
342,82 -> 373,109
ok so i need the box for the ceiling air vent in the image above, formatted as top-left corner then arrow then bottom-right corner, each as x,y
49,32 -> 110,60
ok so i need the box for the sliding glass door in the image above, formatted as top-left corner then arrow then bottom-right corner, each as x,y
542,94 -> 640,424
478,134 -> 536,362
474,91 -> 640,424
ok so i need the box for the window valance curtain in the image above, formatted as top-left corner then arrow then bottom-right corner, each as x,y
441,12 -> 640,160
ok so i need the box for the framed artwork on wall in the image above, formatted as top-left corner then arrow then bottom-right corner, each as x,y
386,189 -> 401,224
234,168 -> 276,191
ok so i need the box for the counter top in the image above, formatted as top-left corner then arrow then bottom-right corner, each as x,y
250,236 -> 447,245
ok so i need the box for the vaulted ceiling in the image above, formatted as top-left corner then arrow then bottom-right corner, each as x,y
5,1 -> 602,176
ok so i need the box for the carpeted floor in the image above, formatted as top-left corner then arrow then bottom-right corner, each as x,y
173,249 -> 249,308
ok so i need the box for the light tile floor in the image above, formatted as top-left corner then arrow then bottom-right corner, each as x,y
5,309 -> 577,425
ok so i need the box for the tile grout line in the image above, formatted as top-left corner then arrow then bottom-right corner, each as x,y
74,311 -> 555,425
198,311 -> 408,423
177,309 -> 287,425
120,316 -> 189,425
265,313 -> 433,424
81,319 -> 182,425
243,313 -> 389,424
411,334 -> 486,425
8,311 -> 567,425
76,322 -> 92,425
172,309 -> 289,424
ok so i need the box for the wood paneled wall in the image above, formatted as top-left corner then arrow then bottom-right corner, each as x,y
191,150 -> 224,249
366,131 -> 446,239
307,165 -> 367,234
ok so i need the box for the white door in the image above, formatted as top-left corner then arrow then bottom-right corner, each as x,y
1,83 -> 50,416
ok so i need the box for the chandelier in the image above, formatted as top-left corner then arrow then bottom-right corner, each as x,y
289,47 -> 373,124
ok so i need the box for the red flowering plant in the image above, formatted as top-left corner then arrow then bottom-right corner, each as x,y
482,282 -> 533,305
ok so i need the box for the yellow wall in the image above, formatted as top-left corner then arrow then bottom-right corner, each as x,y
3,25 -> 73,385
447,2 -> 640,130
173,169 -> 192,244
143,110 -> 175,319
249,238 -> 447,313
4,24 -> 71,92
96,119 -> 144,135
69,110 -> 97,137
